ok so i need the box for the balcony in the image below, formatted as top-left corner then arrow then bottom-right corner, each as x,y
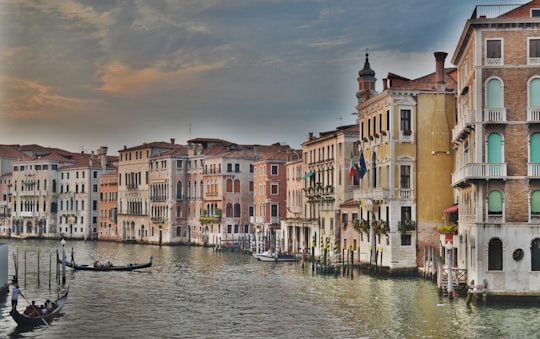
452,110 -> 475,143
353,188 -> 394,202
484,107 -> 506,123
527,107 -> 540,123
398,220 -> 416,232
399,130 -> 414,143
250,216 -> 264,224
452,163 -> 507,187
529,163 -> 540,178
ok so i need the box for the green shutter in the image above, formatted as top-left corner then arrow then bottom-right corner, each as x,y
532,191 -> 540,213
487,79 -> 502,108
488,191 -> 503,212
531,133 -> 540,163
530,79 -> 540,107
487,133 -> 502,163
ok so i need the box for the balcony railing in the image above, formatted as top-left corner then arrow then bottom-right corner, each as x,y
484,107 -> 506,123
398,220 -> 416,232
354,188 -> 394,201
471,4 -> 523,19
452,163 -> 507,186
528,107 -> 540,122
399,130 -> 414,143
529,163 -> 540,177
452,110 -> 475,142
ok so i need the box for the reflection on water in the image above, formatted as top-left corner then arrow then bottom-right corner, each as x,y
1,239 -> 539,338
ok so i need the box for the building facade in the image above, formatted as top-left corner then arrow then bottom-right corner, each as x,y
354,52 -> 457,273
451,1 -> 540,296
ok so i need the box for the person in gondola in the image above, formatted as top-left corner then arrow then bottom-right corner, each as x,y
11,285 -> 23,311
45,299 -> 52,313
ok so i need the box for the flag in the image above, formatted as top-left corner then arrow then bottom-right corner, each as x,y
358,150 -> 367,179
349,152 -> 355,180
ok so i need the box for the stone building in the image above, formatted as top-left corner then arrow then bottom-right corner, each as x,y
451,1 -> 540,297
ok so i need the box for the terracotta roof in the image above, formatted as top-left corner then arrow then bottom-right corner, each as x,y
388,68 -> 457,92
119,141 -> 181,152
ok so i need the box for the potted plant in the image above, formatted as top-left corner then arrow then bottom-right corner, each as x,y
437,224 -> 458,235
381,130 -> 387,136
403,129 -> 412,136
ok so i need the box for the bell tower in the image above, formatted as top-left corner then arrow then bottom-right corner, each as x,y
356,52 -> 377,104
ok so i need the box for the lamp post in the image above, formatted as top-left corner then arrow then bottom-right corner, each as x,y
61,238 -> 66,285
446,240 -> 454,300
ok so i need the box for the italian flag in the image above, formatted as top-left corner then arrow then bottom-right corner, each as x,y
349,152 -> 355,180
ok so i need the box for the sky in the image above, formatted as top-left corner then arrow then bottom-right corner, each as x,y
0,0 -> 527,155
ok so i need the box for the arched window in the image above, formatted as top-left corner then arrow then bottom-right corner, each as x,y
226,179 -> 233,192
531,238 -> 540,271
531,133 -> 540,164
487,133 -> 502,163
487,78 -> 503,109
176,181 -> 182,199
529,78 -> 540,108
234,203 -> 241,217
226,203 -> 233,217
488,238 -> 503,270
531,191 -> 540,219
176,206 -> 182,218
234,180 -> 240,193
488,190 -> 503,216
487,133 -> 503,176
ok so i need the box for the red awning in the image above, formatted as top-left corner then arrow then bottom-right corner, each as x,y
443,205 -> 459,214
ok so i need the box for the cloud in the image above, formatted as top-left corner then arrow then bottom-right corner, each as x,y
97,59 -> 229,95
0,76 -> 94,122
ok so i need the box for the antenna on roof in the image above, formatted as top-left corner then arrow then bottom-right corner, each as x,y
337,117 -> 343,126
189,124 -> 192,140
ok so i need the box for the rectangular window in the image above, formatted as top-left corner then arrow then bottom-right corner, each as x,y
235,164 -> 240,173
400,109 -> 411,132
271,183 -> 278,195
93,200 -> 97,211
271,165 -> 278,175
532,9 -> 540,17
271,204 -> 278,217
400,165 -> 411,189
529,38 -> 540,64
486,39 -> 503,65
227,163 -> 233,172
176,160 -> 183,169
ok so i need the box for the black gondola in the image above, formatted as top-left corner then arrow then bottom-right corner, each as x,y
58,257 -> 152,271
10,286 -> 69,327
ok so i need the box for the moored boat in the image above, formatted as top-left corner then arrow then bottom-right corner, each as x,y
58,257 -> 152,271
255,252 -> 298,262
10,286 -> 69,327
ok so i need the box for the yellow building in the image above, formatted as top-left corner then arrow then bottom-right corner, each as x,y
353,52 -> 457,273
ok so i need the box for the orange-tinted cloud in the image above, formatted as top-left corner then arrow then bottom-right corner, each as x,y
0,76 -> 95,121
97,60 -> 227,95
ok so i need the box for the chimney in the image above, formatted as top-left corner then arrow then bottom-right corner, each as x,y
383,78 -> 388,90
308,132 -> 313,141
434,51 -> 447,91
99,146 -> 108,170
170,138 -> 175,145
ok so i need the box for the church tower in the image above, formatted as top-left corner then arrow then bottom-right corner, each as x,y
356,53 -> 377,104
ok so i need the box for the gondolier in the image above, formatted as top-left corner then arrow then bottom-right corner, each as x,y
11,285 -> 23,311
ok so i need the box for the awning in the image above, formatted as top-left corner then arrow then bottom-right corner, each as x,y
302,171 -> 314,180
443,205 -> 459,214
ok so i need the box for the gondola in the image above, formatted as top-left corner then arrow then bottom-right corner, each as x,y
10,286 -> 69,327
58,256 -> 152,271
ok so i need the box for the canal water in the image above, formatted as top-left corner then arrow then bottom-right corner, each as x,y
1,239 -> 539,338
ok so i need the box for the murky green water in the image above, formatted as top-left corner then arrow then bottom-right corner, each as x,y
1,239 -> 538,338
